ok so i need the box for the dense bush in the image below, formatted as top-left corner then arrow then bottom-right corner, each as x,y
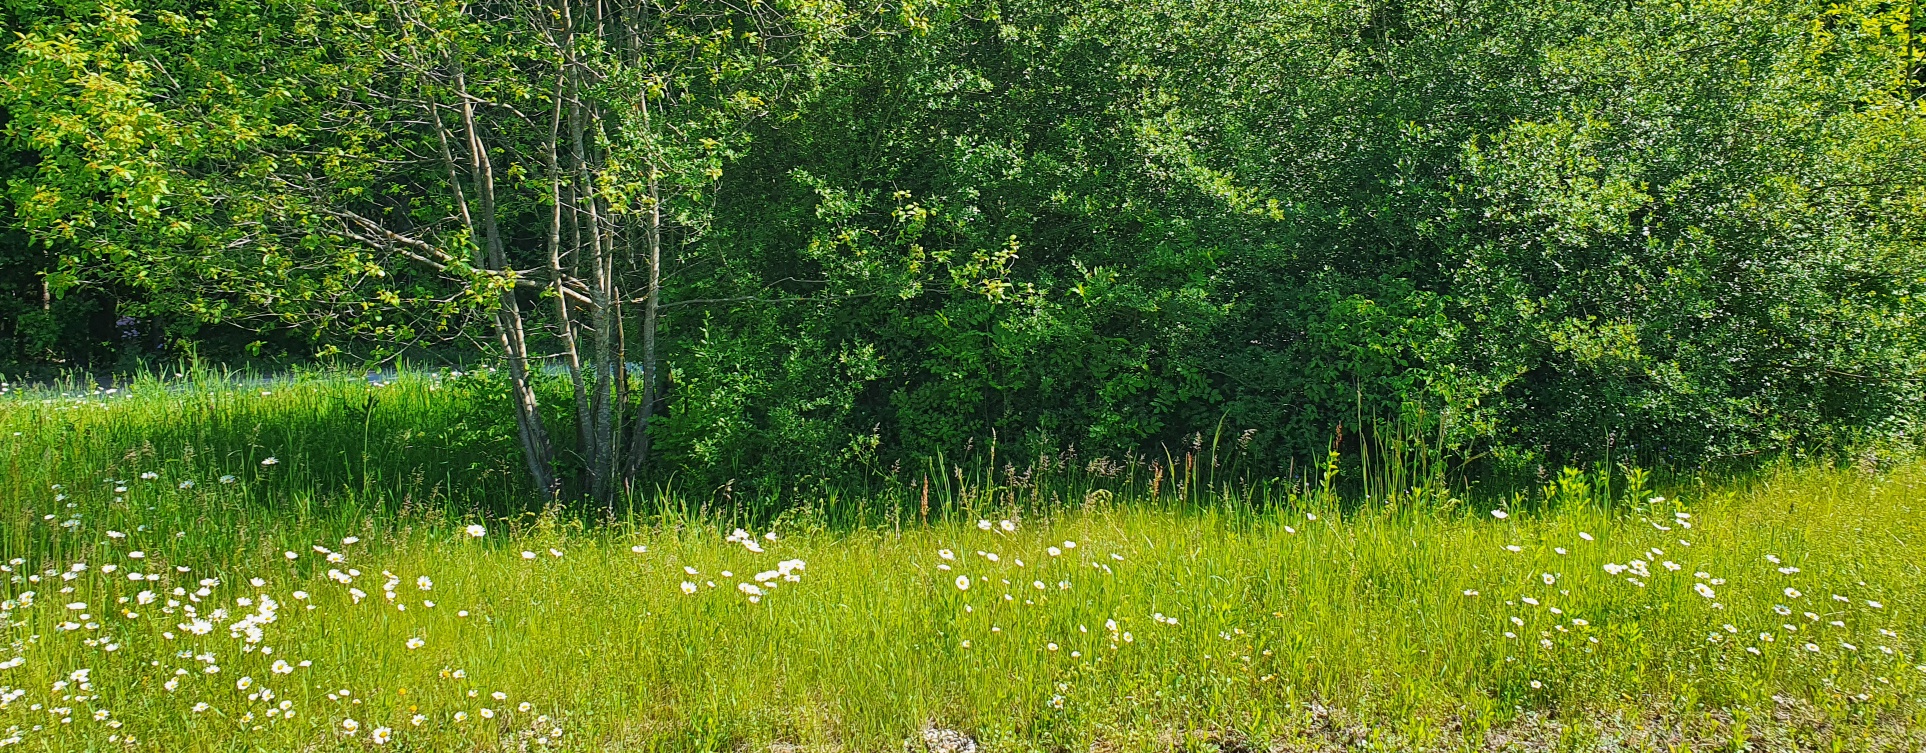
656,0 -> 1926,483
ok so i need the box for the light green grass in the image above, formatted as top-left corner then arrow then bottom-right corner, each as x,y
1,375 -> 1922,751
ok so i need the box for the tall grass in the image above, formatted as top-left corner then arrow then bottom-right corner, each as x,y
0,372 -> 1921,751
0,366 -> 1743,524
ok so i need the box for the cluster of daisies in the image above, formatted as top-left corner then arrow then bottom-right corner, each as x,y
0,471 -> 553,748
932,519 -> 1155,656
1468,500 -> 1913,695
675,529 -> 807,603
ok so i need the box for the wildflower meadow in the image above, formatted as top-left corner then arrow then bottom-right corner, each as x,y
5,0 -> 1923,745
0,373 -> 1920,752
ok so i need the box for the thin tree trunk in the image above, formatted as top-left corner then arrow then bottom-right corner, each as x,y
625,158 -> 662,483
546,73 -> 593,474
565,54 -> 619,509
591,115 -> 621,510
455,66 -> 559,499
618,77 -> 660,484
613,228 -> 631,454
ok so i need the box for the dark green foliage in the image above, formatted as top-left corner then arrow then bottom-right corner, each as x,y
662,0 -> 1925,487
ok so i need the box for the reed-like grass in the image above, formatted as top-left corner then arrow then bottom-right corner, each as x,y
0,373 -> 1921,751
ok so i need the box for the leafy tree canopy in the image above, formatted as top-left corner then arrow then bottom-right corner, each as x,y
4,0 -> 1923,494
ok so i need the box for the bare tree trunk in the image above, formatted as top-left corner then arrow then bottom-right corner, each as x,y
593,179 -> 621,510
454,66 -> 559,499
613,229 -> 631,473
564,51 -> 620,509
425,78 -> 560,498
545,74 -> 594,474
625,157 -> 662,483
614,278 -> 629,420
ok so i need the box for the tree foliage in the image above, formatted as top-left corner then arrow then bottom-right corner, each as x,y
4,0 -> 1923,494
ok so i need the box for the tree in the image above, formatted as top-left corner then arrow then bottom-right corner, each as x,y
3,0 -> 890,507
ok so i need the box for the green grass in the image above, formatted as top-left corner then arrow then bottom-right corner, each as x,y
1,373 -> 1923,751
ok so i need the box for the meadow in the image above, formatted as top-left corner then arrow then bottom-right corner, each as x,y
0,372 -> 1922,752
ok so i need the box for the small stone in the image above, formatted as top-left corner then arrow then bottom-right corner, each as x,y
919,726 -> 977,753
